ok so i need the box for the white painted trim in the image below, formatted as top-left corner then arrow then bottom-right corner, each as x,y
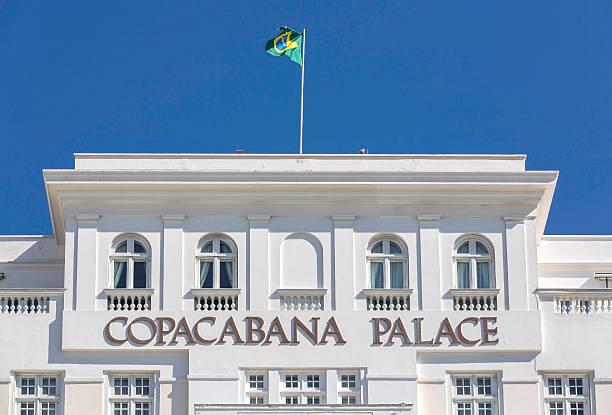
501,378 -> 539,384
63,377 -> 104,384
416,377 -> 446,384
365,374 -> 417,381
0,261 -> 64,270
275,288 -> 327,297
0,288 -> 66,296
187,374 -> 240,381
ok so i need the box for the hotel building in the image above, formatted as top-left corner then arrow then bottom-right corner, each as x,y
1,153 -> 611,415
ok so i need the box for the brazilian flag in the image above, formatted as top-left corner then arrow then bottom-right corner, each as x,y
265,27 -> 303,66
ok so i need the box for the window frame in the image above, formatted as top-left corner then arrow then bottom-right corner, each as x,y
245,371 -> 268,405
366,235 -> 408,289
108,374 -> 155,415
109,235 -> 151,290
452,235 -> 495,290
542,374 -> 591,415
195,234 -> 238,289
451,374 -> 499,415
338,371 -> 361,405
279,371 -> 326,405
15,373 -> 62,415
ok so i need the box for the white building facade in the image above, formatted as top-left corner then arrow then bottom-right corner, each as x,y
1,153 -> 611,415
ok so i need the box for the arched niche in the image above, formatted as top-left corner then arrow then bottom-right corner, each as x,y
280,233 -> 323,289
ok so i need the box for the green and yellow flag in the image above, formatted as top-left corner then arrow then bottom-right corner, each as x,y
265,27 -> 303,66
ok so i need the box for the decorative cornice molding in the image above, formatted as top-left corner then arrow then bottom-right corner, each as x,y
504,215 -> 525,225
417,214 -> 440,222
0,288 -> 66,296
247,215 -> 271,222
161,214 -> 185,222
76,214 -> 100,222
416,377 -> 446,384
0,261 -> 64,270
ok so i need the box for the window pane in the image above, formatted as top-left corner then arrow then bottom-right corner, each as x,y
549,402 -> 563,415
371,242 -> 383,253
220,261 -> 233,288
370,262 -> 384,288
476,262 -> 490,288
201,241 -> 213,253
457,262 -> 470,288
116,241 -> 127,253
475,241 -> 488,254
569,377 -> 584,396
113,261 -> 127,288
134,241 -> 146,253
548,378 -> 562,395
200,261 -> 213,288
389,241 -> 402,254
456,377 -> 471,396
134,262 -> 147,288
220,241 -> 232,254
390,261 -> 403,288
457,242 -> 469,254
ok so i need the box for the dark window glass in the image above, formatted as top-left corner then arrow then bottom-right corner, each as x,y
220,262 -> 233,288
134,241 -> 146,253
200,261 -> 213,288
134,262 -> 147,288
114,261 -> 127,288
116,241 -> 128,253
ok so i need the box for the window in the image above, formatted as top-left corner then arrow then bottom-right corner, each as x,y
338,372 -> 360,405
16,374 -> 61,415
367,236 -> 408,289
246,372 -> 267,405
280,372 -> 325,405
452,375 -> 498,415
109,375 -> 154,415
453,235 -> 494,289
543,375 -> 590,415
197,235 -> 237,289
110,235 -> 150,289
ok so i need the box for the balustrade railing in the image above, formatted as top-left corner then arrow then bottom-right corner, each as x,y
0,289 -> 64,314
104,289 -> 153,311
450,289 -> 499,311
276,289 -> 327,311
191,288 -> 241,311
363,289 -> 413,311
537,289 -> 612,314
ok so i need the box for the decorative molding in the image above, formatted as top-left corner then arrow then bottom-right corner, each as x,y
247,215 -> 271,222
501,378 -> 539,384
76,214 -> 100,222
194,403 -> 414,413
0,288 -> 66,296
275,288 -> 327,297
331,215 -> 355,222
504,216 -> 525,225
416,377 -> 446,384
362,288 -> 414,297
63,377 -> 104,384
365,374 -> 417,381
0,261 -> 64,270
187,374 -> 240,381
159,377 -> 188,384
417,214 -> 440,222
449,288 -> 500,296
161,214 -> 186,222
536,288 -> 612,298
593,378 -> 612,384
102,288 -> 154,296
0,378 -> 11,384
190,288 -> 241,297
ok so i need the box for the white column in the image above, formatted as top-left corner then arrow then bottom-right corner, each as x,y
248,215 -> 270,311
524,216 -> 539,310
268,369 -> 280,404
326,369 -> 338,404
64,216 -> 77,311
417,215 -> 441,310
504,216 -> 529,310
75,214 -> 99,311
332,216 -> 355,311
162,215 -> 184,311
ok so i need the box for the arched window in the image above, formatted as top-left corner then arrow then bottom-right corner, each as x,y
197,235 -> 237,289
367,236 -> 408,289
453,235 -> 494,289
110,235 -> 150,289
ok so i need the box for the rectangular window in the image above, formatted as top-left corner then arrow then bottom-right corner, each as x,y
245,372 -> 268,405
110,374 -> 154,415
543,374 -> 590,415
285,375 -> 299,388
339,371 -> 361,405
452,375 -> 497,415
341,374 -> 356,389
285,396 -> 299,405
16,374 -> 61,415
280,372 -> 326,405
342,396 -> 357,405
306,396 -> 321,405
306,375 -> 320,389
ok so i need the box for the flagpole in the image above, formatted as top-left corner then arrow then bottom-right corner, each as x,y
299,28 -> 305,155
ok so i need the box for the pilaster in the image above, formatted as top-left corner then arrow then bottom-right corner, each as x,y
162,215 -> 185,311
332,215 -> 355,311
248,215 -> 271,311
417,215 -> 441,310
503,216 -> 529,310
75,214 -> 99,310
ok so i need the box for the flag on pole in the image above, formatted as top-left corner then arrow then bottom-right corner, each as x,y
265,27 -> 303,66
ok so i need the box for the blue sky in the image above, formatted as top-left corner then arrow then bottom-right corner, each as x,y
0,1 -> 610,235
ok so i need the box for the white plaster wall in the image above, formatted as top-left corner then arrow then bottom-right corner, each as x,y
65,383 -> 103,415
416,382 -> 446,415
501,382 -> 539,415
0,382 -> 9,415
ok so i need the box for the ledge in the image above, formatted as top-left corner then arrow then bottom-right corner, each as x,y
190,288 -> 241,297
194,404 -> 413,413
449,288 -> 500,296
275,288 -> 327,297
362,288 -> 414,297
102,288 -> 154,296
536,288 -> 612,298
0,288 -> 66,296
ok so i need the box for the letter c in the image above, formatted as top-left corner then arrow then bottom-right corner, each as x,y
456,317 -> 479,345
127,317 -> 157,345
193,317 -> 217,344
104,316 -> 128,345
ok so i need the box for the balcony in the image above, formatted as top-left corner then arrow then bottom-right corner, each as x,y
363,288 -> 413,311
104,288 -> 153,311
537,289 -> 612,314
276,288 -> 327,311
450,288 -> 500,311
191,288 -> 241,311
0,288 -> 64,314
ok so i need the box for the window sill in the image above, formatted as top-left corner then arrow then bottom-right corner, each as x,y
190,288 -> 241,297
362,288 -> 414,296
449,288 -> 500,296
103,288 -> 155,296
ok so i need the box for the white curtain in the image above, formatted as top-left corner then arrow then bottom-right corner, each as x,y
390,262 -> 403,288
200,261 -> 212,288
477,262 -> 490,288
457,262 -> 470,288
371,262 -> 384,288
222,262 -> 233,288
113,261 -> 126,288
